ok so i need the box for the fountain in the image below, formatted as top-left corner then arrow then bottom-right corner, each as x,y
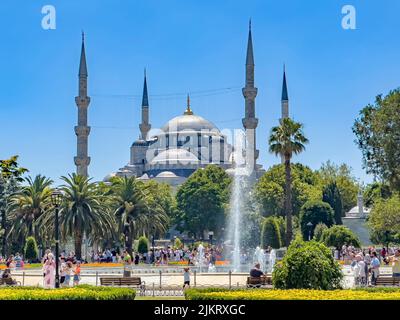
267,249 -> 276,273
226,130 -> 252,272
253,246 -> 267,272
197,244 -> 205,273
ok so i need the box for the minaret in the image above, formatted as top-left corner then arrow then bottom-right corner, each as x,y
74,32 -> 91,177
139,69 -> 151,140
281,65 -> 289,120
242,20 -> 259,172
280,66 -> 289,163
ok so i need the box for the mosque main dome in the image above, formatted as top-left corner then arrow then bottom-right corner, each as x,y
161,114 -> 219,133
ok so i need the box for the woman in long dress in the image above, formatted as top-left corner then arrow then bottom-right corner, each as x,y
43,253 -> 56,289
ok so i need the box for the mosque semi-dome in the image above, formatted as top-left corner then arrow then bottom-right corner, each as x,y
150,148 -> 200,165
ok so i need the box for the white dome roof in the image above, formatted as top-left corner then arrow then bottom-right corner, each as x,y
156,171 -> 178,178
161,114 -> 219,133
150,148 -> 200,165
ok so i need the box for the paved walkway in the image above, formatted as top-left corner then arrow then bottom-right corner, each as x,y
11,265 -> 393,289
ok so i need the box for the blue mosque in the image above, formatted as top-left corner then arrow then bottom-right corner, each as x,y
74,24 -> 290,186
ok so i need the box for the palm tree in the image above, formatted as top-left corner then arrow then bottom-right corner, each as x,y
39,174 -> 115,259
111,176 -> 168,256
8,175 -> 53,243
269,118 -> 308,246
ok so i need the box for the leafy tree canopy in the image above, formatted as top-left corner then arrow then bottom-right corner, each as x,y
299,200 -> 335,240
175,165 -> 231,238
255,163 -> 321,217
322,225 -> 361,250
353,89 -> 400,191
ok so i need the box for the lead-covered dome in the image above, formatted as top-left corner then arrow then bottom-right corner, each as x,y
161,114 -> 219,133
150,148 -> 200,165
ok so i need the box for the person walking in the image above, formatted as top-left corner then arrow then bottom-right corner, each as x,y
123,250 -> 132,277
183,267 -> 191,289
370,252 -> 380,286
387,249 -> 400,284
43,253 -> 56,289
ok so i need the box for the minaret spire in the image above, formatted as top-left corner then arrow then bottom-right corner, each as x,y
139,69 -> 151,140
280,65 -> 289,164
242,20 -> 258,173
74,33 -> 91,177
281,64 -> 289,117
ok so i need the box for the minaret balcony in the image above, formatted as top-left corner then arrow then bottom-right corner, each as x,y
74,125 -> 91,136
242,117 -> 258,129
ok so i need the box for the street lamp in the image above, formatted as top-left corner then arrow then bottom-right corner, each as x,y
208,231 -> 214,246
152,226 -> 156,266
306,222 -> 313,241
51,188 -> 63,289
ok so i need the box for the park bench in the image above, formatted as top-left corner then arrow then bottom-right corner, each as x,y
0,278 -> 21,286
100,277 -> 145,295
375,276 -> 399,287
246,275 -> 273,288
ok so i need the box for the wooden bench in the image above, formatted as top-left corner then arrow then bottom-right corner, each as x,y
100,277 -> 145,295
0,278 -> 21,286
376,276 -> 399,287
246,275 -> 273,288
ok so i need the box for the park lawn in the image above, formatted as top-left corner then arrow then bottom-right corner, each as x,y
184,288 -> 400,300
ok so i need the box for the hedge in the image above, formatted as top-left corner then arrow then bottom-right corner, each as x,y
184,288 -> 400,300
0,285 -> 135,300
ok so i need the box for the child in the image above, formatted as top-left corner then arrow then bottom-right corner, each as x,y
73,261 -> 81,286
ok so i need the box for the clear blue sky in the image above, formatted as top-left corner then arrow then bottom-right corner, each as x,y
1,0 -> 399,184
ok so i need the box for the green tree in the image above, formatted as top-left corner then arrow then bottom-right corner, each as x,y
353,89 -> 400,191
313,223 -> 328,242
322,225 -> 361,250
260,217 -> 282,249
174,237 -> 183,249
363,182 -> 392,208
137,236 -> 149,254
322,181 -> 343,225
8,175 -> 53,244
318,161 -> 359,213
299,200 -> 335,240
268,118 -> 309,246
255,163 -> 321,218
112,176 -> 152,256
272,239 -> 343,290
24,236 -> 39,262
175,165 -> 231,238
0,156 -> 27,256
40,174 -> 115,259
367,196 -> 400,244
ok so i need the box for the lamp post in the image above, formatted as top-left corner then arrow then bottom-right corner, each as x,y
208,231 -> 214,246
152,226 -> 156,266
51,189 -> 63,288
307,222 -> 313,241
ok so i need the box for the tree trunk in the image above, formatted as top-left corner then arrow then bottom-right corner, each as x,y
125,229 -> 133,257
75,232 -> 83,260
284,155 -> 293,247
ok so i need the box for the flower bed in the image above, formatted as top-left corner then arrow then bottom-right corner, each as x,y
184,288 -> 400,300
0,285 -> 135,300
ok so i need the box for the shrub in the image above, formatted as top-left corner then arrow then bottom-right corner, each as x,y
184,288 -> 400,300
313,223 -> 328,242
174,237 -> 183,249
137,236 -> 149,254
24,237 -> 39,262
299,200 -> 335,240
261,217 -> 282,249
322,225 -> 361,250
0,285 -> 135,300
272,239 -> 343,290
